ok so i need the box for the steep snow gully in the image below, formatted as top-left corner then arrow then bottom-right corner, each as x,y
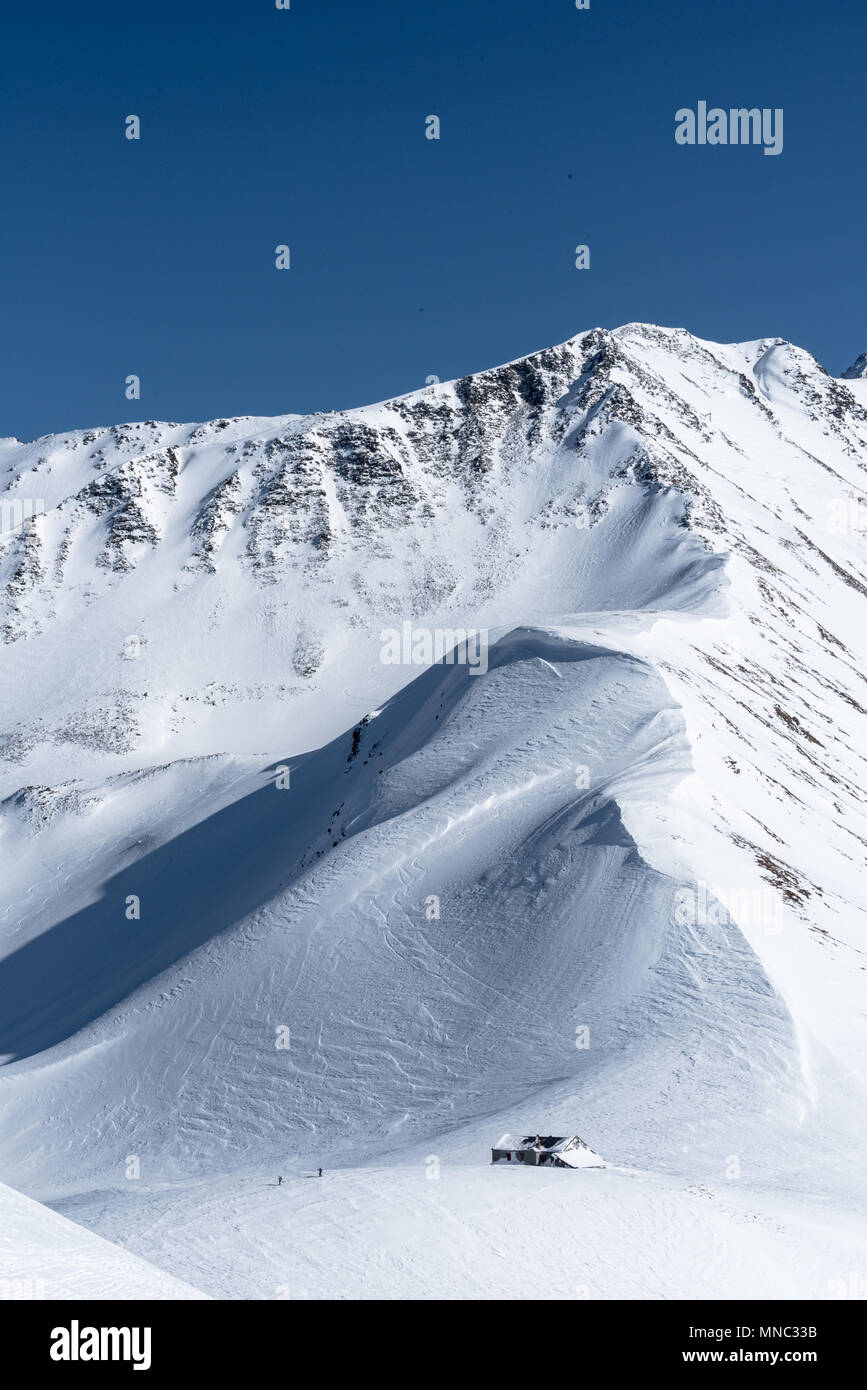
1,324 -> 866,1299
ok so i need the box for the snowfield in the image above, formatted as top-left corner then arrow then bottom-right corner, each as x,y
0,1181 -> 206,1300
0,324 -> 866,1299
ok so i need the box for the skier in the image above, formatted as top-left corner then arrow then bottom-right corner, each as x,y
318,1167 -> 322,1178
277,1176 -> 282,1186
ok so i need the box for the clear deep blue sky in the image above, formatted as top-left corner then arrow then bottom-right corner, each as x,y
2,0 -> 865,440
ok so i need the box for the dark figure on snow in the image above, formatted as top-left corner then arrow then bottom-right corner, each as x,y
318,1168 -> 322,1178
277,1176 -> 282,1186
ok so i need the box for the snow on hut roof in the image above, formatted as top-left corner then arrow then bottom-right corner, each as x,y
495,1135 -> 566,1151
556,1137 -> 605,1168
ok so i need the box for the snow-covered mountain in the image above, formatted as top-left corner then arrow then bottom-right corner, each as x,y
1,324 -> 866,1300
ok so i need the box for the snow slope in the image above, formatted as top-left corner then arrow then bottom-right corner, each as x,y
0,1181 -> 206,1300
1,324 -> 866,1298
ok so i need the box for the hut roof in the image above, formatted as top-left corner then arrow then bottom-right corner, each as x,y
493,1134 -> 604,1166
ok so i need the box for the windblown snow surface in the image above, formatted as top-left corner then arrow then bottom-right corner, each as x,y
1,324 -> 866,1300
0,1181 -> 206,1300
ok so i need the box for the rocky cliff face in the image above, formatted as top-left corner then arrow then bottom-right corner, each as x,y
842,350 -> 867,379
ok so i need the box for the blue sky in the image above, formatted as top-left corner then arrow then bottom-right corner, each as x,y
2,0 -> 864,439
